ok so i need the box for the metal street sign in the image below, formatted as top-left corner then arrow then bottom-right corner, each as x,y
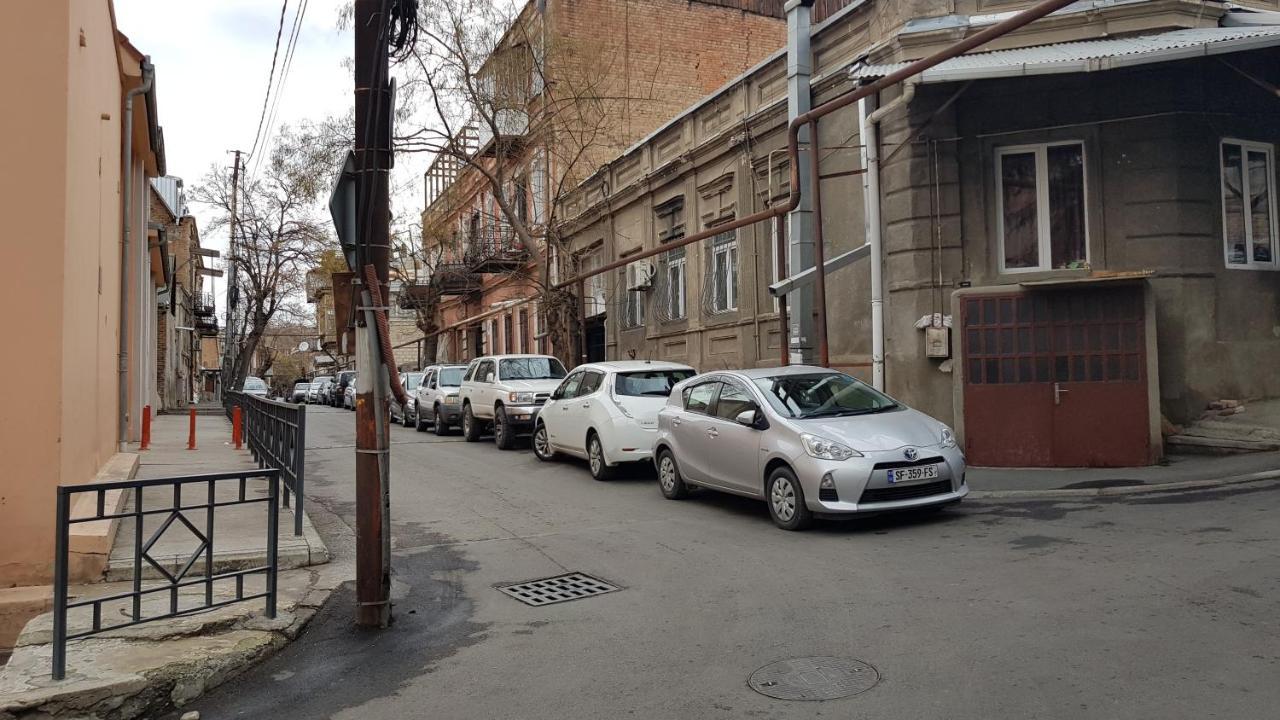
328,150 -> 358,271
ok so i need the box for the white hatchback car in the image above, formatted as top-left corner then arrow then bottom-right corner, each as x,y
533,361 -> 696,480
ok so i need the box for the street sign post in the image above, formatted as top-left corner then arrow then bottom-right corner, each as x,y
328,150 -> 359,272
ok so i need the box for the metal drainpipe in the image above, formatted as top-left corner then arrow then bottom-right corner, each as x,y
119,59 -> 154,449
858,79 -> 915,391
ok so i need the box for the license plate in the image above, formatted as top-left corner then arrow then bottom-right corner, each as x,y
887,464 -> 939,484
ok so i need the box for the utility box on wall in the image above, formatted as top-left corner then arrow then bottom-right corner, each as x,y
925,326 -> 950,358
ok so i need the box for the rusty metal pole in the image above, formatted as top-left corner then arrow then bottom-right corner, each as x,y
353,0 -> 392,628
775,213 -> 791,367
807,121 -> 830,368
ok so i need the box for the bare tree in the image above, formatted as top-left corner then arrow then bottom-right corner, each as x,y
393,0 -> 635,363
193,122 -> 341,390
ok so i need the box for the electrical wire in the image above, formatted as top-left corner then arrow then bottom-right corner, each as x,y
247,1 -> 290,163
250,0 -> 309,180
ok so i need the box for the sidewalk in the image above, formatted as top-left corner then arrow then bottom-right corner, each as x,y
967,450 -> 1280,498
0,413 -> 339,720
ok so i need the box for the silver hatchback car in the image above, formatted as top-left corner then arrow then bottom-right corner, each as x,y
653,366 -> 967,530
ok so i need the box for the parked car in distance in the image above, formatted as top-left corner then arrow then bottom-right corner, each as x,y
459,354 -> 567,449
414,364 -> 467,435
289,382 -> 310,403
389,372 -> 425,427
242,376 -> 269,397
344,376 -> 357,409
307,376 -> 333,403
534,361 -> 696,480
330,370 -> 357,407
653,366 -> 967,531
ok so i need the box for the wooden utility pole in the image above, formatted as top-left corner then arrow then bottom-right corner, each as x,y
353,0 -> 392,628
223,150 -> 242,394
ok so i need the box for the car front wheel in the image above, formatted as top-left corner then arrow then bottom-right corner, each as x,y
656,449 -> 689,500
402,404 -> 414,428
766,466 -> 813,531
532,423 -> 556,461
494,407 -> 515,450
462,405 -> 481,442
415,402 -> 427,432
433,405 -> 449,436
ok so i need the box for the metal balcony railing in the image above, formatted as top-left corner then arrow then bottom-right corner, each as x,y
465,226 -> 528,271
193,293 -> 216,316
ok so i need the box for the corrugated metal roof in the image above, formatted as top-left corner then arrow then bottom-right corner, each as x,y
850,26 -> 1280,84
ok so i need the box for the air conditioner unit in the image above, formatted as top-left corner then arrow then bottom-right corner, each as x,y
626,260 -> 655,291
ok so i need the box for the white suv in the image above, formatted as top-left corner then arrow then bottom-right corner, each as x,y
414,364 -> 468,435
533,361 -> 696,480
459,354 -> 568,449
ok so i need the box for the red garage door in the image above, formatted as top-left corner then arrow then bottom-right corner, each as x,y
961,286 -> 1151,467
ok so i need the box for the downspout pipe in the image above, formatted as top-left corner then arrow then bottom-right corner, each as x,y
119,59 -> 154,450
859,78 -> 914,392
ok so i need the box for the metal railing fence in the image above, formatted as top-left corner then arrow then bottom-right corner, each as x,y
52,469 -> 280,679
225,392 -> 307,536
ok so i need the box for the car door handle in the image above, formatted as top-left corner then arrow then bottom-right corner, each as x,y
706,428 -> 719,438
671,417 -> 682,427
581,402 -> 590,408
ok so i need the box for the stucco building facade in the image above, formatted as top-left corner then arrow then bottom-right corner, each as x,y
0,0 -> 167,649
555,0 -> 1280,467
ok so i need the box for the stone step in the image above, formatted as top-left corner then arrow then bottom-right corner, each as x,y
1165,434 -> 1280,455
1182,420 -> 1280,442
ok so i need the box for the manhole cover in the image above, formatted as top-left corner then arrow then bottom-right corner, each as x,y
496,572 -> 619,607
748,657 -> 880,701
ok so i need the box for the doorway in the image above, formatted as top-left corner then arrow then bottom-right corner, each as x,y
960,284 -> 1152,467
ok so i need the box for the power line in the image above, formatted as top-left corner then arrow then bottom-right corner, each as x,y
248,1 -> 290,162
251,0 -> 309,180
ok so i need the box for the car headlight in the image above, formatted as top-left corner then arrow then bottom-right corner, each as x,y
443,394 -> 460,405
940,426 -> 957,448
508,391 -> 535,404
800,433 -> 861,461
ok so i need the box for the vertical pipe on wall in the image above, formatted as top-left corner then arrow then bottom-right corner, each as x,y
119,61 -> 154,449
859,95 -> 886,391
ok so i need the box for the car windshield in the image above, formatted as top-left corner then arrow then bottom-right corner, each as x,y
615,369 -> 696,397
404,373 -> 424,391
438,367 -> 465,387
244,377 -> 267,391
752,372 -> 898,419
499,358 -> 567,380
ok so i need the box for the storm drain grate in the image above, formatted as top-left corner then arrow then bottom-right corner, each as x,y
495,572 -> 620,607
748,657 -> 880,701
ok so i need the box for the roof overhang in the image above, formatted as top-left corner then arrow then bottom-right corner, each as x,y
849,26 -> 1280,85
1018,270 -> 1154,289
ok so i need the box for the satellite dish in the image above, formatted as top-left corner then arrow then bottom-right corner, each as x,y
298,341 -> 310,352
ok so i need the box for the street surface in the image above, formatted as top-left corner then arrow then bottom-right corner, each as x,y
178,405 -> 1280,719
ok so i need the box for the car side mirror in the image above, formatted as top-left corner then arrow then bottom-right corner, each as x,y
735,409 -> 758,428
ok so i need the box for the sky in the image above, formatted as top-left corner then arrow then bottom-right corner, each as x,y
113,0 -> 429,318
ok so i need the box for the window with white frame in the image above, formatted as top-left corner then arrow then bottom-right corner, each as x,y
996,142 -> 1088,272
707,229 -> 739,313
619,270 -> 645,330
661,247 -> 686,321
583,249 -> 606,317
1221,139 -> 1278,269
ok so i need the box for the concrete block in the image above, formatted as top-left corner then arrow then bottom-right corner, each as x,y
0,586 -> 52,655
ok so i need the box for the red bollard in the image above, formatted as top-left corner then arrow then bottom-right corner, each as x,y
188,406 -> 197,450
140,405 -> 151,451
232,406 -> 243,450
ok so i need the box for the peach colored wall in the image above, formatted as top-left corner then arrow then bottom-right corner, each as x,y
0,0 -> 74,586
0,0 -> 138,586
60,0 -> 126,535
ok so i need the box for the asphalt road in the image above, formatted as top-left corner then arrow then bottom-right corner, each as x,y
177,404 -> 1280,719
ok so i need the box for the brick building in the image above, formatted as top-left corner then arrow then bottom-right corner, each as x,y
554,0 -> 1280,467
417,0 -> 789,363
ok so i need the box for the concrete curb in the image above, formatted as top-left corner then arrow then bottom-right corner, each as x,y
0,564 -> 346,720
967,469 -> 1280,501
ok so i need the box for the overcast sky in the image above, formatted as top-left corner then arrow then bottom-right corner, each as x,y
114,0 -> 429,316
